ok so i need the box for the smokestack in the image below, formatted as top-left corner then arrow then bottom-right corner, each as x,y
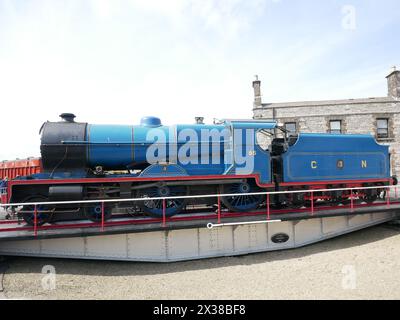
253,75 -> 262,108
386,66 -> 400,99
60,113 -> 76,122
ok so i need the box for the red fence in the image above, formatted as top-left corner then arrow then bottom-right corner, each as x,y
0,185 -> 397,237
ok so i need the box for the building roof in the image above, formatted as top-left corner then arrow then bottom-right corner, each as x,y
254,96 -> 399,110
386,69 -> 399,78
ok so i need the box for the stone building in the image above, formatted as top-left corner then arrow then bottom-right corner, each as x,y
252,68 -> 400,176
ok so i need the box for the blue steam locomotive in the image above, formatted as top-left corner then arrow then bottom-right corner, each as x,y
7,113 -> 394,225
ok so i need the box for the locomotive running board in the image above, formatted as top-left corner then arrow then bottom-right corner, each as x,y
0,211 -> 397,262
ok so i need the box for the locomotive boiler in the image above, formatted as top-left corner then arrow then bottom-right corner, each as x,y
40,113 -> 228,174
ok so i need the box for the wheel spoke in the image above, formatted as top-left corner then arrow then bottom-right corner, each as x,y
221,182 -> 263,212
84,204 -> 112,222
138,185 -> 188,217
20,196 -> 53,226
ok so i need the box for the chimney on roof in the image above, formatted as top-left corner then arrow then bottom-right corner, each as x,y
195,117 -> 204,124
386,66 -> 400,99
252,75 -> 262,108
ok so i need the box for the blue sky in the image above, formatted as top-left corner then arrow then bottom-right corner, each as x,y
0,0 -> 399,159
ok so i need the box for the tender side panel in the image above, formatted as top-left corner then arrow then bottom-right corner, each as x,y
282,134 -> 390,183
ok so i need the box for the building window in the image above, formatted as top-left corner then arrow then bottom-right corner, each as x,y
376,118 -> 389,139
284,122 -> 297,135
329,120 -> 342,134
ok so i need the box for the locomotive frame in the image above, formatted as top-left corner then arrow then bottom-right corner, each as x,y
6,173 -> 392,225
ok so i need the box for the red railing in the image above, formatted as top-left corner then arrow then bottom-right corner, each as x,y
0,185 -> 398,237
0,188 -> 7,205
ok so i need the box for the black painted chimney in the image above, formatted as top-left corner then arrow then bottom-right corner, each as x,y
60,113 -> 76,122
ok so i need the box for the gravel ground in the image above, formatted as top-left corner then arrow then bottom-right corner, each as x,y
1,224 -> 400,300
